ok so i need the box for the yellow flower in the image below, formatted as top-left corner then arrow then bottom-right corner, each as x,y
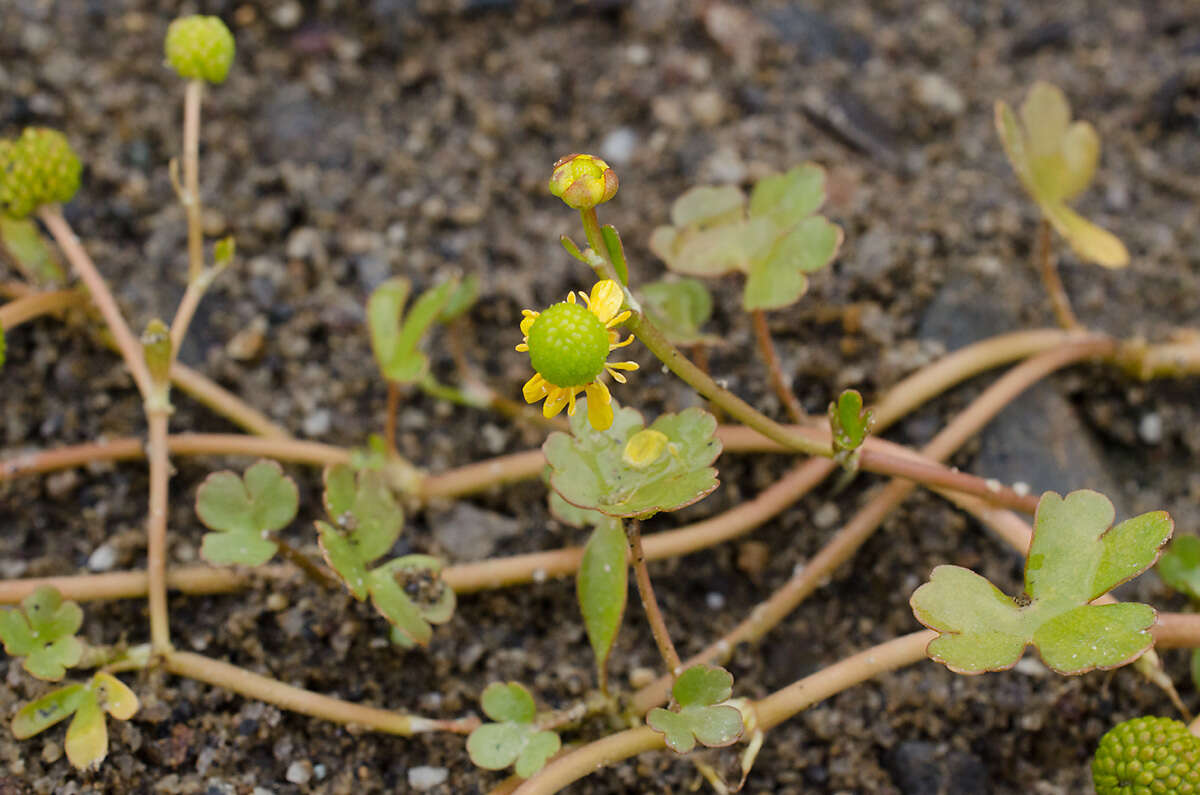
516,280 -> 638,431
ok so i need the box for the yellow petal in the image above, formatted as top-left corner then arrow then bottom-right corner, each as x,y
567,292 -> 577,304
515,343 -> 529,352
588,280 -> 624,324
609,333 -> 635,349
543,387 -> 571,418
608,361 -> 639,371
523,373 -> 548,403
566,388 -> 578,416
585,383 -> 614,430
520,315 -> 537,336
605,309 -> 631,328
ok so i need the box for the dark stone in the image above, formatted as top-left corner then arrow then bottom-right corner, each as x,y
768,7 -> 873,65
888,740 -> 989,795
1008,21 -> 1071,58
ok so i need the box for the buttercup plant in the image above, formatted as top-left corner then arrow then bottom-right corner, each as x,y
2,11 -> 1200,791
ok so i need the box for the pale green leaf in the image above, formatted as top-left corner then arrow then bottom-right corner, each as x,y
368,278 -> 457,384
829,389 -> 874,457
515,731 -> 561,779
467,722 -> 526,770
670,185 -> 744,227
316,463 -> 403,593
1042,201 -> 1129,268
743,215 -> 841,310
437,274 -> 480,323
367,554 -> 454,647
748,163 -> 826,225
11,683 -> 86,739
0,585 -> 84,681
639,278 -> 718,345
0,215 -> 65,284
64,690 -> 106,770
1159,535 -> 1200,601
577,519 -> 627,684
481,682 -> 536,724
196,460 -> 298,567
544,404 -> 721,519
1032,603 -> 1156,675
647,664 -> 743,754
912,490 -> 1173,675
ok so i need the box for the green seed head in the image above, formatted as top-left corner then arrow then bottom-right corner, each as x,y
1093,716 -> 1200,795
527,301 -> 609,389
165,15 -> 236,84
0,128 -> 82,219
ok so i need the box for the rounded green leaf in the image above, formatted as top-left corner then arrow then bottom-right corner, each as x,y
639,278 -> 718,345
1032,603 -> 1157,674
673,664 -> 733,708
91,671 -> 138,720
670,185 -> 744,228
748,163 -> 826,225
515,730 -> 561,779
467,722 -> 527,771
743,215 -> 842,311
0,585 -> 85,681
480,681 -> 536,724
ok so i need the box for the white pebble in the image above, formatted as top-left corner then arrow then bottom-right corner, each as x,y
408,766 -> 449,791
705,592 -> 725,610
285,761 -> 312,785
600,127 -> 638,166
302,409 -> 332,437
1138,412 -> 1163,445
87,544 -> 118,572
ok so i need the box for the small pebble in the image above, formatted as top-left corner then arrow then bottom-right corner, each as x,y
88,543 -> 118,572
599,127 -> 637,166
1138,412 -> 1163,445
705,591 -> 726,610
286,760 -> 313,785
302,409 -> 332,437
407,766 -> 449,791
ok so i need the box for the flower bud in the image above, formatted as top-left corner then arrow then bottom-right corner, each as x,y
0,128 -> 82,219
548,154 -> 618,210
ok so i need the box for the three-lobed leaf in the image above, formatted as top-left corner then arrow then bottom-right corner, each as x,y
12,671 -> 138,770
316,463 -> 404,598
544,403 -> 721,519
911,490 -> 1172,675
995,81 -> 1128,268
0,585 -> 84,681
195,460 -> 299,567
467,682 -> 561,778
646,664 -> 744,754
576,518 -> 628,689
649,164 -> 842,311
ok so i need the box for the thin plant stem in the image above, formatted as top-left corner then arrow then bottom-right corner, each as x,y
0,288 -> 83,329
0,565 -> 280,604
170,362 -> 291,438
146,410 -> 171,653
626,520 -> 683,676
38,206 -> 152,397
164,650 -> 478,735
752,308 -> 807,423
1,433 -> 348,481
626,308 -> 831,459
183,80 -> 204,283
630,339 -> 1113,712
514,632 -> 936,794
168,269 -> 219,367
273,538 -> 339,590
1034,218 -> 1079,330
385,381 -> 400,456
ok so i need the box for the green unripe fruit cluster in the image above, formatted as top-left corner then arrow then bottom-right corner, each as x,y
1093,716 -> 1200,794
0,128 -> 82,219
527,302 -> 608,389
165,15 -> 235,84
